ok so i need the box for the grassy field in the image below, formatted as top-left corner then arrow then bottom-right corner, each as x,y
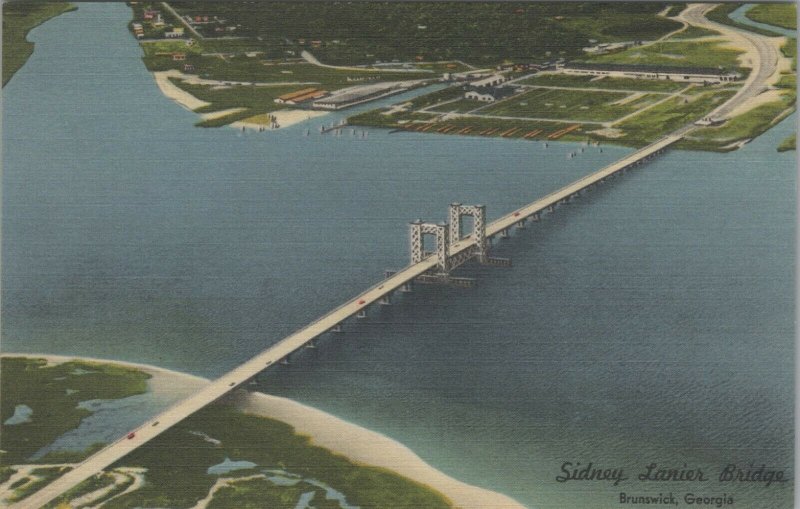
614,89 -> 736,146
745,3 -> 797,30
2,2 -> 76,86
682,92 -> 796,150
75,403 -> 453,509
587,39 -> 743,70
478,87 -> 663,123
167,2 -> 681,67
0,357 -> 150,466
518,73 -> 687,92
669,25 -> 722,39
706,4 -> 785,37
778,134 -> 796,152
427,98 -> 485,113
7,467 -> 72,504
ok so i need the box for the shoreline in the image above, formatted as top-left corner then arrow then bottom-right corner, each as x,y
1,353 -> 528,509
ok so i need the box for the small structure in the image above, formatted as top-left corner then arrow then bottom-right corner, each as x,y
172,52 -> 186,61
471,74 -> 506,87
465,86 -> 515,102
558,62 -> 739,83
275,88 -> 320,104
183,63 -> 195,72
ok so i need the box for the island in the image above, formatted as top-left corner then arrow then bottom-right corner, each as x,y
123,2 -> 795,152
0,355 -> 525,509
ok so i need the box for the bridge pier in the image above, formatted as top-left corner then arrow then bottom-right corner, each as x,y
400,282 -> 413,292
500,228 -> 509,238
546,205 -> 554,213
330,324 -> 343,333
356,309 -> 367,319
379,294 -> 391,305
532,212 -> 540,221
516,219 -> 526,229
305,338 -> 317,349
280,355 -> 291,366
384,269 -> 396,278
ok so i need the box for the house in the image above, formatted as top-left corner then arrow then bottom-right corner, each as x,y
183,63 -> 195,72
165,29 -> 184,38
143,9 -> 158,20
172,52 -> 186,61
152,14 -> 165,27
464,86 -> 515,103
558,62 -> 739,83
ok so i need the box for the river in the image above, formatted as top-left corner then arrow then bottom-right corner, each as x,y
2,3 -> 795,508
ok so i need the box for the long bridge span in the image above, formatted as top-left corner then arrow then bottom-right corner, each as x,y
15,132 -> 683,509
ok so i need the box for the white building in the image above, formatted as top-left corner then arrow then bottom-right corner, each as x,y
559,63 -> 739,83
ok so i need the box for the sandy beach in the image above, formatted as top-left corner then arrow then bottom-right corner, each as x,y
231,108 -> 329,131
2,353 -> 527,509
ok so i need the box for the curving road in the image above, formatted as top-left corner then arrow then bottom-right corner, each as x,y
678,3 -> 781,120
11,6 -> 782,508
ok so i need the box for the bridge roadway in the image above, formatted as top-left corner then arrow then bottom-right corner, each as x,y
15,132 -> 684,509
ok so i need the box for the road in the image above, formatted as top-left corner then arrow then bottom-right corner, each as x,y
678,3 -> 781,120
13,5 -> 776,508
161,2 -> 204,40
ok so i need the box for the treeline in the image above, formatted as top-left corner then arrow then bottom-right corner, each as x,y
171,2 -> 682,65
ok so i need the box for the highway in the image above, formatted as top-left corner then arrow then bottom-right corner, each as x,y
14,4 -> 775,507
679,3 -> 781,120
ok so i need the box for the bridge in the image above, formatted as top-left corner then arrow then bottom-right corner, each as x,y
14,132 -> 683,509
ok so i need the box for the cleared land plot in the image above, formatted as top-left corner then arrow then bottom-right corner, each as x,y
518,73 -> 687,92
587,40 -> 744,70
478,88 -> 664,122
427,98 -> 485,113
745,3 -> 797,31
398,117 -> 584,141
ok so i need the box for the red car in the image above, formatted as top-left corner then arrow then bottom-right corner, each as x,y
513,212 -> 520,217
127,432 -> 136,440
358,299 -> 366,305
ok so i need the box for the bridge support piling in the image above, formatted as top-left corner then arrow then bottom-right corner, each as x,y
500,228 -> 509,238
516,219 -> 526,229
356,309 -> 367,319
532,213 -> 540,221
330,324 -> 343,333
379,295 -> 391,305
305,338 -> 317,349
400,282 -> 413,292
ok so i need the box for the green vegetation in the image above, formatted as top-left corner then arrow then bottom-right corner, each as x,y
665,4 -> 687,17
428,98 -> 485,113
669,26 -> 722,39
0,467 -> 15,484
479,88 -> 663,122
614,89 -> 736,146
682,92 -> 796,151
101,403 -> 452,509
518,73 -> 687,92
7,466 -> 71,503
587,39 -> 743,70
745,3 -> 797,30
2,2 -> 76,86
706,4 -> 784,37
0,357 -> 150,465
43,471 -> 126,509
168,2 -> 681,66
778,134 -> 796,152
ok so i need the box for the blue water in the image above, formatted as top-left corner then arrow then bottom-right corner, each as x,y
206,457 -> 257,475
2,4 -> 795,508
729,4 -> 796,38
4,405 -> 33,425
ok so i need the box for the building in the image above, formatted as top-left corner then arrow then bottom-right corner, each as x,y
558,62 -> 739,83
471,74 -> 506,87
172,52 -> 186,61
465,86 -> 516,102
313,83 -> 407,110
275,88 -> 319,104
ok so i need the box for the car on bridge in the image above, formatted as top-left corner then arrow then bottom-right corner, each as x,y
127,432 -> 136,440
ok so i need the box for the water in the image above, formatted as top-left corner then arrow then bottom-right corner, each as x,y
2,4 -> 795,508
728,4 -> 796,38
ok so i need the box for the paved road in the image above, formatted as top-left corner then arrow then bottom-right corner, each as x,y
15,6 -> 771,508
161,2 -> 204,40
679,3 -> 781,120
